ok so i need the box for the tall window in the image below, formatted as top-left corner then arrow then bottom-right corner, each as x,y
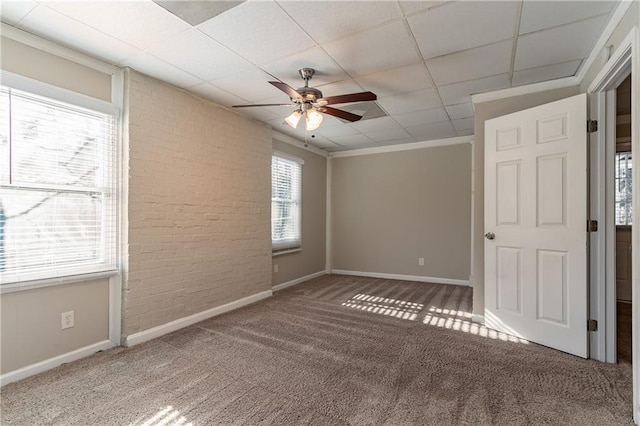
271,153 -> 302,251
0,86 -> 116,284
615,151 -> 633,226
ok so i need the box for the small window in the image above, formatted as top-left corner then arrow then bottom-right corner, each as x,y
0,86 -> 117,284
615,151 -> 632,226
271,152 -> 302,251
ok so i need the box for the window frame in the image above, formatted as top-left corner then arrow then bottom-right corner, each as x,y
271,151 -> 303,253
0,71 -> 119,290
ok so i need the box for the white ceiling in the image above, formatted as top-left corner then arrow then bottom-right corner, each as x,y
1,0 -> 619,152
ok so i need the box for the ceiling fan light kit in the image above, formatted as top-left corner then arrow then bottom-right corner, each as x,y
233,67 -> 377,131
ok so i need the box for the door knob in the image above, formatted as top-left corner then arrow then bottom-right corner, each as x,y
485,232 -> 495,240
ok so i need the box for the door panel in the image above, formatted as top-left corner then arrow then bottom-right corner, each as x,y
485,93 -> 587,358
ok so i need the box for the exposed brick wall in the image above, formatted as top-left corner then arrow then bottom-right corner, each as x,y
124,70 -> 272,336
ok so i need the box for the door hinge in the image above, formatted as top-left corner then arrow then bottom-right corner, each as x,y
587,119 -> 598,133
587,220 -> 598,232
587,319 -> 598,332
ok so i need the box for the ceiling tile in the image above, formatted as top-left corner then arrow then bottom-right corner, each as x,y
210,68 -> 286,103
315,123 -> 360,138
367,127 -> 413,142
146,29 -> 252,81
322,20 -> 422,77
330,133 -> 376,147
278,1 -> 402,44
452,117 -> 474,132
197,1 -> 315,65
399,1 -> 451,16
260,47 -> 349,86
47,1 -> 191,50
188,82 -> 246,107
409,1 -> 518,59
512,60 -> 582,86
308,137 -> 341,150
438,74 -> 510,106
18,5 -> 140,64
377,88 -> 442,115
406,121 -> 457,141
153,1 -> 245,26
317,79 -> 366,100
349,117 -> 402,133
238,107 -> 282,123
355,63 -> 433,98
392,107 -> 449,127
0,1 -> 37,25
445,102 -> 474,120
514,15 -> 608,71
123,53 -> 203,89
456,128 -> 474,137
426,40 -> 512,86
519,0 -> 615,35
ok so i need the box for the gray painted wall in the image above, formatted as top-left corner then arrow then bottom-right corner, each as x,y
271,140 -> 327,286
332,143 -> 472,281
0,38 -> 113,375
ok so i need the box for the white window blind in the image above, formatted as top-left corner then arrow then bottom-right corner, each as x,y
271,153 -> 302,251
615,151 -> 632,226
0,86 -> 116,284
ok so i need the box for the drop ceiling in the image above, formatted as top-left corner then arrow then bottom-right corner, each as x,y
0,0 -> 620,152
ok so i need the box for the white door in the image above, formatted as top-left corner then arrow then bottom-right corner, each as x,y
484,93 -> 588,358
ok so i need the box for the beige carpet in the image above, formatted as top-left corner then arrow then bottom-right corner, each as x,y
1,275 -> 633,425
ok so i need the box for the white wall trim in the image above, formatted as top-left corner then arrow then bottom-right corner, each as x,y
575,0 -> 634,83
0,23 -> 119,75
331,135 -> 473,158
0,340 -> 113,387
331,270 -> 470,286
124,290 -> 273,347
272,130 -> 328,158
588,29 -> 635,93
273,270 -> 326,292
325,156 -> 333,274
471,76 -> 579,105
471,314 -> 485,324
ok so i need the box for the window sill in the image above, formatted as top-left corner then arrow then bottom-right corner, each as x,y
272,248 -> 302,257
0,269 -> 118,294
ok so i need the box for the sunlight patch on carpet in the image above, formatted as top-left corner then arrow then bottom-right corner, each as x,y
342,293 -> 424,320
137,405 -> 192,426
423,306 -> 529,344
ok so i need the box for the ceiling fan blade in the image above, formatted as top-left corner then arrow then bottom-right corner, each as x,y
321,106 -> 362,122
320,91 -> 377,105
269,81 -> 302,101
232,103 -> 293,108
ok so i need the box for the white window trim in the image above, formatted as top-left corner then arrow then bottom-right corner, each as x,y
271,151 -> 303,252
0,70 -> 122,291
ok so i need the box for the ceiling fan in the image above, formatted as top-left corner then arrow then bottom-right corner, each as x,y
232,68 -> 377,131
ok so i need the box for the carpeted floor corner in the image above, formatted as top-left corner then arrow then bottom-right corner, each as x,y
1,275 -> 633,425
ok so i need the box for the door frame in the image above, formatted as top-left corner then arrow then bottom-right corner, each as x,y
587,26 -> 639,421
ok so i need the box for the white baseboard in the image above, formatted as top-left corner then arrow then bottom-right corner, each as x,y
472,314 -> 485,324
0,340 -> 113,387
273,270 -> 326,292
331,270 -> 470,286
125,290 -> 272,347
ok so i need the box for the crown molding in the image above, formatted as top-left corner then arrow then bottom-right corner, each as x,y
271,130 -> 328,157
472,0 -> 633,105
331,135 -> 473,158
0,23 -> 119,75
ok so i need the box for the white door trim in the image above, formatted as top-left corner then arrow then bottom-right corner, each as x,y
587,26 -> 639,423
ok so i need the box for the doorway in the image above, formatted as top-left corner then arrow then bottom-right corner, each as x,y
615,74 -> 632,364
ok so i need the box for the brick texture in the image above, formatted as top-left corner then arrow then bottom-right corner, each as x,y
124,70 -> 272,336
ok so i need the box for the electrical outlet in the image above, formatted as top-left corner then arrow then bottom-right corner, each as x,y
61,311 -> 74,330
418,258 -> 425,266
274,264 -> 279,273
